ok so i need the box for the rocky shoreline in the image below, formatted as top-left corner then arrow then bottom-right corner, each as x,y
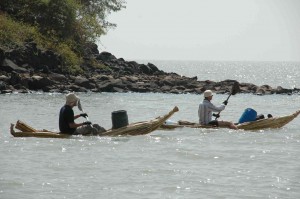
1,42 -> 299,95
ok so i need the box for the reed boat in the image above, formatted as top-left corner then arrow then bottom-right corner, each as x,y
10,106 -> 179,138
160,109 -> 300,131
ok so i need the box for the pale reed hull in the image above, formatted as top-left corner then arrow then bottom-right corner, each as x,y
160,110 -> 300,131
11,106 -> 179,138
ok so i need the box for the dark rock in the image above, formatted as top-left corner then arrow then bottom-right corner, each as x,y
96,75 -> 112,81
85,42 -> 99,55
186,82 -> 200,89
147,63 -> 159,73
183,89 -> 195,93
275,86 -> 292,94
12,83 -> 26,90
0,75 -> 9,82
161,85 -> 171,92
116,58 -> 125,64
112,87 -> 125,92
2,59 -> 28,73
97,79 -> 124,92
74,76 -> 96,89
293,88 -> 300,93
0,81 -> 7,90
65,84 -> 88,92
161,79 -> 175,87
256,85 -> 273,95
49,73 -> 68,83
173,86 -> 186,90
240,83 -> 257,93
176,79 -> 189,86
49,89 -> 61,93
16,89 -> 30,94
38,50 -> 62,73
28,75 -> 55,90
0,48 -> 4,63
36,65 -> 50,73
140,64 -> 151,74
170,89 -> 181,94
191,76 -> 197,81
25,41 -> 38,54
9,72 -> 29,88
127,76 -> 139,82
97,81 -> 113,92
74,76 -> 89,87
0,41 -> 297,96
1,89 -> 13,94
97,52 -> 116,61
149,82 -> 159,89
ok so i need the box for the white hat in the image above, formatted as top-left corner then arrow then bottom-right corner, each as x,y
66,93 -> 79,104
204,90 -> 213,98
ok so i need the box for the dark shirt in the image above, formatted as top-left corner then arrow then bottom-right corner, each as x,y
59,105 -> 76,134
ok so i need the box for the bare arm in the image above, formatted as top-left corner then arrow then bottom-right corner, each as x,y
74,114 -> 81,120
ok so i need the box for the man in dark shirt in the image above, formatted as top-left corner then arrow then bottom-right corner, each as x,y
59,93 -> 90,134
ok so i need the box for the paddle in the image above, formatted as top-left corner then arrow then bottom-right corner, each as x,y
78,100 -> 92,125
214,81 -> 240,120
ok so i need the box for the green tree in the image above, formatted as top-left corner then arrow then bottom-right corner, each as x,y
42,0 -> 77,40
77,0 -> 125,42
0,0 -> 126,43
0,0 -> 47,25
0,0 -> 125,74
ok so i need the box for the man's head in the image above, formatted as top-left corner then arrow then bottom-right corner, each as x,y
66,93 -> 79,107
203,90 -> 213,100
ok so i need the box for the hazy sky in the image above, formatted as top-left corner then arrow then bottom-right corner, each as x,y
99,0 -> 300,61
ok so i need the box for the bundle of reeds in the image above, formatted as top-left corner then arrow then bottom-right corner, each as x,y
237,110 -> 300,130
10,123 -> 69,138
15,120 -> 38,132
101,106 -> 179,136
159,109 -> 300,131
10,106 -> 179,138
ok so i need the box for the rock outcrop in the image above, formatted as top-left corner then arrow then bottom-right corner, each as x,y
0,42 -> 299,95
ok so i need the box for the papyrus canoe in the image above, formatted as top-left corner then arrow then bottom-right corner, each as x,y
160,109 -> 300,131
10,106 -> 179,138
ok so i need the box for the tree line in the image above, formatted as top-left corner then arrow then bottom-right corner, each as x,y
0,0 -> 125,74
0,0 -> 125,44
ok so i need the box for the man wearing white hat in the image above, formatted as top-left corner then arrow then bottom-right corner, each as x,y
59,93 -> 105,135
198,90 -> 237,129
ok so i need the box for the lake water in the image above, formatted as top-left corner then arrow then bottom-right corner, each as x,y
1,61 -> 300,199
141,60 -> 300,89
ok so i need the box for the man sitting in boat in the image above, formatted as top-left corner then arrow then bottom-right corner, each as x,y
59,93 -> 106,135
198,90 -> 238,130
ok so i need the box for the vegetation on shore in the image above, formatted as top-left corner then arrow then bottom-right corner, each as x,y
0,0 -> 125,74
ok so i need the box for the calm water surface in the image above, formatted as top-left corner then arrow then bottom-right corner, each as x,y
1,92 -> 300,199
1,61 -> 300,199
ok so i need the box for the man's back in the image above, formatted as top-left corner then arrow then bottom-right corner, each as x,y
59,105 -> 75,134
198,99 -> 225,125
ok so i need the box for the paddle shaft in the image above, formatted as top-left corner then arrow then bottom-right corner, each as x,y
214,93 -> 232,120
82,111 -> 90,122
214,82 -> 239,120
79,105 -> 92,125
